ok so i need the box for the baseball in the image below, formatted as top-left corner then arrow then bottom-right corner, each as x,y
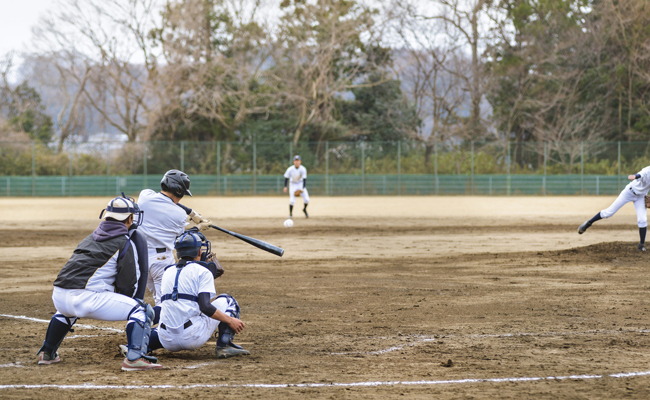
283,219 -> 294,228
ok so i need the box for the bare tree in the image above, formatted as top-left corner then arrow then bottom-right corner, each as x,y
32,0 -> 162,142
274,0 -> 391,145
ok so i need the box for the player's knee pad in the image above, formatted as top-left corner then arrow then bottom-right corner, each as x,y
126,301 -> 154,361
215,294 -> 240,319
38,313 -> 76,356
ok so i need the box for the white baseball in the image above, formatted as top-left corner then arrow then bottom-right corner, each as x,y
283,219 -> 294,228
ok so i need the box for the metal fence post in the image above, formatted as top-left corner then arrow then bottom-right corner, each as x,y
507,141 -> 511,196
180,141 -> 185,172
397,141 -> 401,196
325,141 -> 329,196
69,144 -> 74,196
543,142 -> 547,195
31,141 -> 36,197
617,141 -> 621,192
106,144 -> 111,196
580,141 -> 584,195
217,141 -> 221,195
143,144 -> 148,189
434,142 -> 438,195
361,142 -> 365,196
470,141 -> 474,195
253,140 -> 257,195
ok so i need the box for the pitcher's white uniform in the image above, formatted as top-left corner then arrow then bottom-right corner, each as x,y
600,166 -> 650,228
284,165 -> 310,205
156,262 -> 236,351
137,189 -> 187,305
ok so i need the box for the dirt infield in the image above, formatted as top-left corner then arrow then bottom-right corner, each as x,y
2,196 -> 650,399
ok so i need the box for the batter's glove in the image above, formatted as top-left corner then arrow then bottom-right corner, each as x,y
188,210 -> 203,224
645,195 -> 650,209
294,189 -> 303,196
206,252 -> 224,278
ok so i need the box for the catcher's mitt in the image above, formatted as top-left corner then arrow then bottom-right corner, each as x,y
645,195 -> 650,209
294,189 -> 303,196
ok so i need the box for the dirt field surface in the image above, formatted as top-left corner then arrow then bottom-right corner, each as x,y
2,195 -> 650,399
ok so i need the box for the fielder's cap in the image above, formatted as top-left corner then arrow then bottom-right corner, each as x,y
294,155 -> 301,161
100,196 -> 137,221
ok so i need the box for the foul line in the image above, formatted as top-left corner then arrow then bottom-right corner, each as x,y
0,314 -> 124,333
1,370 -> 650,390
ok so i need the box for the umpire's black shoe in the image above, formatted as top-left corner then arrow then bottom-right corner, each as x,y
577,220 -> 591,234
639,243 -> 646,252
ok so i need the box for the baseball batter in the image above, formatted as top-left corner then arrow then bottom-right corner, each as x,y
144,230 -> 249,359
137,169 -> 211,323
37,195 -> 162,371
283,155 -> 310,218
578,166 -> 650,251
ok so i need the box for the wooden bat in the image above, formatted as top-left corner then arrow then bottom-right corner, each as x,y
209,224 -> 284,257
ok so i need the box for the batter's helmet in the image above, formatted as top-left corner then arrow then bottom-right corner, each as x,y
161,169 -> 192,198
175,229 -> 211,260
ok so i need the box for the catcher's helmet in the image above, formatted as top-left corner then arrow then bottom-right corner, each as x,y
161,169 -> 192,198
174,229 -> 211,260
99,193 -> 143,226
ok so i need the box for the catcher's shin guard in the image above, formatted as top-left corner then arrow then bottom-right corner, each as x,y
37,314 -> 76,357
215,294 -> 242,348
126,301 -> 155,362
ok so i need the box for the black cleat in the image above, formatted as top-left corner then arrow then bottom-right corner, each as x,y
639,243 -> 646,252
577,220 -> 592,234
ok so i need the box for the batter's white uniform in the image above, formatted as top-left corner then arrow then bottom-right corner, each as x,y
137,189 -> 187,305
284,165 -> 310,205
156,262 -> 231,351
600,166 -> 650,228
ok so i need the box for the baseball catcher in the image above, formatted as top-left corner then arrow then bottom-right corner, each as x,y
123,229 -> 249,359
37,195 -> 161,371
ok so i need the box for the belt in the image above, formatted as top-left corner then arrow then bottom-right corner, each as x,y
629,187 -> 639,196
160,320 -> 193,330
156,248 -> 167,253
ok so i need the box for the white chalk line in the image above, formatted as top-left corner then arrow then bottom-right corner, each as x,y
2,370 -> 650,390
332,328 -> 650,355
0,363 -> 23,368
0,314 -> 124,333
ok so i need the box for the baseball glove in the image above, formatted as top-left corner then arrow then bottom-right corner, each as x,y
645,195 -> 650,209
205,252 -> 224,278
294,189 -> 303,196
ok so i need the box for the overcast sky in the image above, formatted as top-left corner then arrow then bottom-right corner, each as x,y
0,0 -> 55,59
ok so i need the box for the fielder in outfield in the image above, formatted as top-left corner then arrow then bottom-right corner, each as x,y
578,166 -> 650,251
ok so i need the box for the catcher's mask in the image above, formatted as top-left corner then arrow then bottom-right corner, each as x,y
99,193 -> 143,226
175,228 -> 211,260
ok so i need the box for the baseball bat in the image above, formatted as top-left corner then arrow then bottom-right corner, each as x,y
209,224 -> 284,257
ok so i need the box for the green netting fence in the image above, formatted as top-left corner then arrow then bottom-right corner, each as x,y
0,140 -> 648,196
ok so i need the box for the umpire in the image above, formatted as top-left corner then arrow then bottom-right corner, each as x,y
37,195 -> 162,371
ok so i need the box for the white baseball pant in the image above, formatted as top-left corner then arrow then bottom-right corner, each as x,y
146,248 -> 174,306
52,286 -> 145,323
289,182 -> 309,206
157,297 -> 230,351
600,186 -> 648,228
